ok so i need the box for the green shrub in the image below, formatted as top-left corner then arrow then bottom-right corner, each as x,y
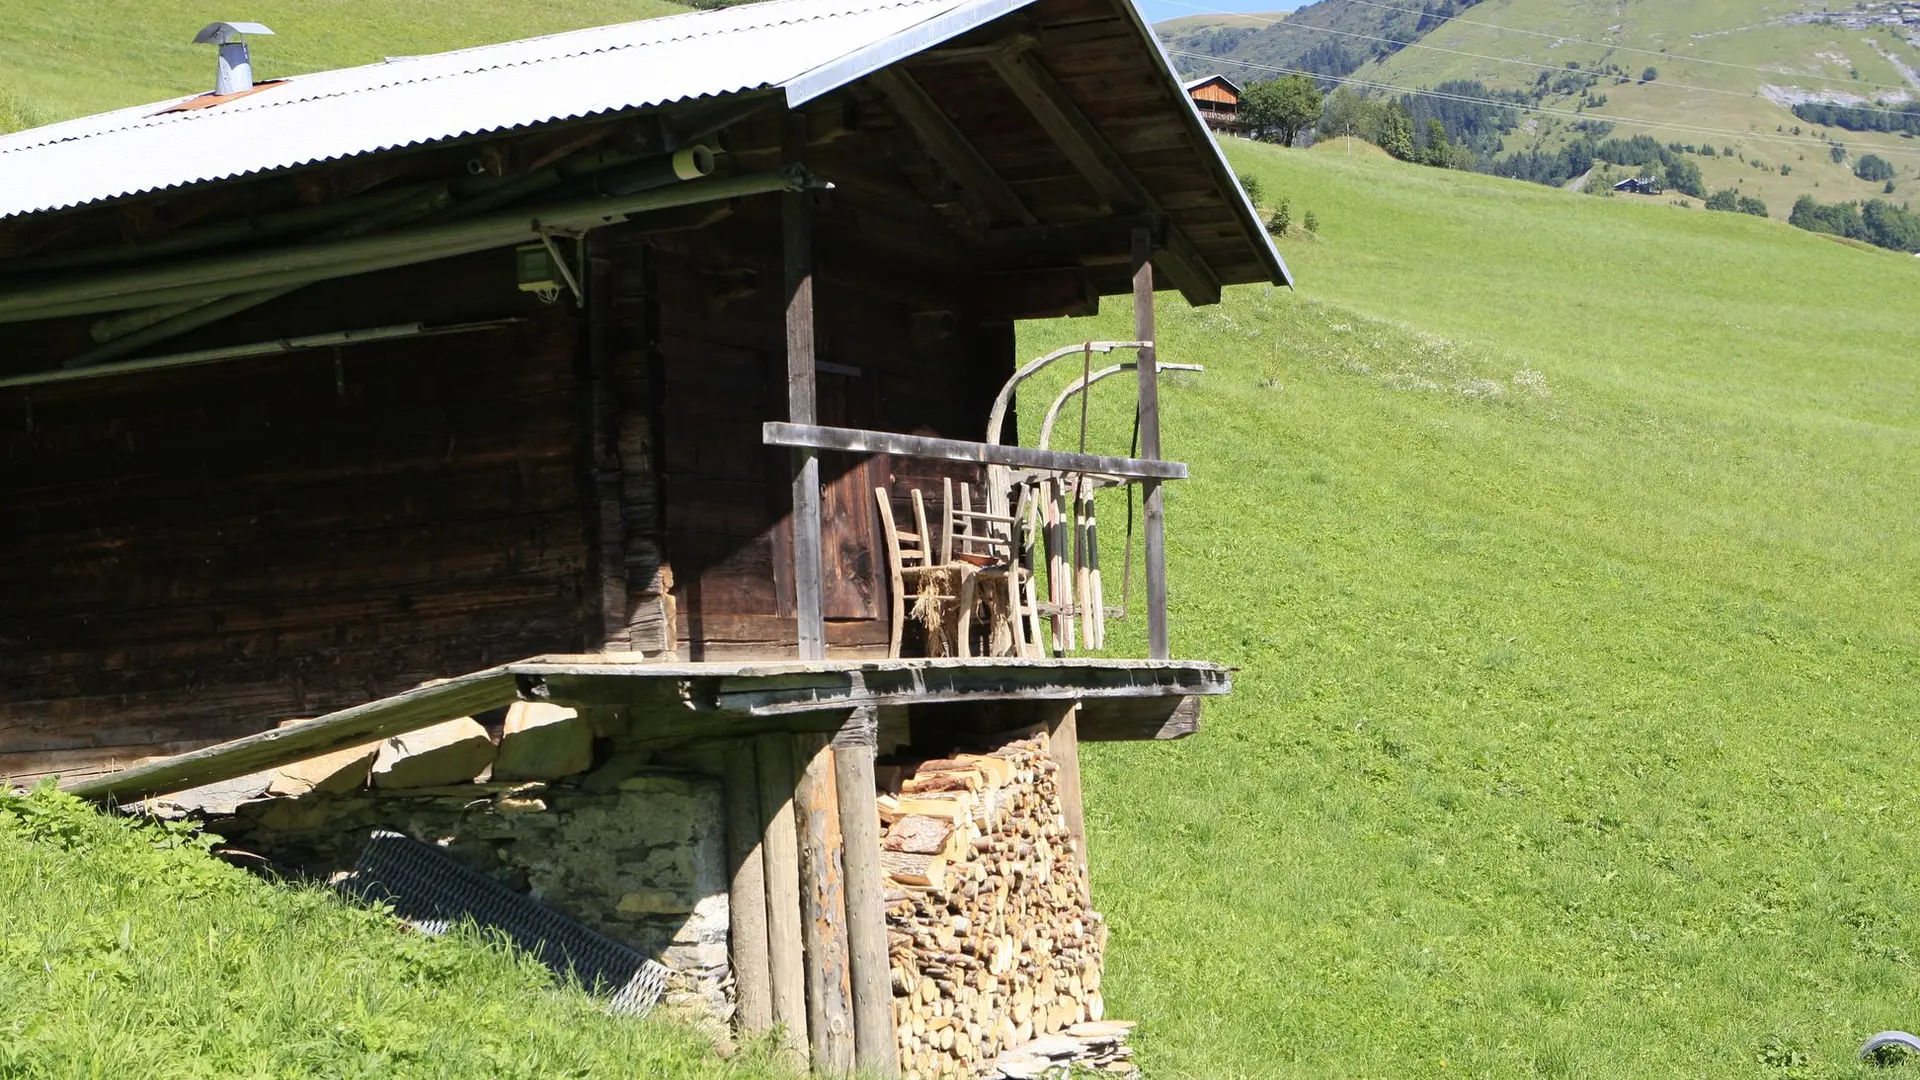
1267,197 -> 1292,237
1855,153 -> 1895,182
1238,171 -> 1265,209
0,87 -> 46,134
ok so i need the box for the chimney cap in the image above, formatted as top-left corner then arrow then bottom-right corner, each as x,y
193,21 -> 275,45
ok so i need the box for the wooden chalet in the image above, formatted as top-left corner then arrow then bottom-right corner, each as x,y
1182,74 -> 1244,131
0,0 -> 1287,1072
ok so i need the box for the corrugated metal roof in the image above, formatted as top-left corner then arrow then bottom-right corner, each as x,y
0,0 -> 1034,220
0,0 -> 1288,287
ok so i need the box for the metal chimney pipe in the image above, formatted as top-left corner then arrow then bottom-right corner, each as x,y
192,22 -> 275,96
215,41 -> 252,94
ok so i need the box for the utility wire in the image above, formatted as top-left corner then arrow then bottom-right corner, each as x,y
1323,0 -> 1920,96
1167,47 -> 1920,161
1160,0 -> 1920,112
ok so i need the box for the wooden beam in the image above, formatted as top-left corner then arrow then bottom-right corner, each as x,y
982,213 -> 1165,263
62,668 -> 520,803
723,742 -> 774,1036
1047,704 -> 1089,873
585,248 -> 631,649
786,113 -> 827,662
511,658 -> 1232,723
0,171 -> 804,325
1076,693 -> 1202,741
756,734 -> 811,1062
832,709 -> 897,1077
986,50 -> 1222,305
867,68 -> 1038,229
974,266 -> 1099,320
1134,228 -> 1170,661
762,422 -> 1188,481
794,732 -> 856,1074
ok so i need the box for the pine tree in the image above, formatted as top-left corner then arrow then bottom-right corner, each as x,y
1379,105 -> 1415,161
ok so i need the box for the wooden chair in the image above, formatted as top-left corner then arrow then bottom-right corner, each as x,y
946,478 -> 1040,659
875,486 -> 962,659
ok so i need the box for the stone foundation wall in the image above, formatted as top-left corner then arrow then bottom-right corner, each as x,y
185,709 -> 734,1018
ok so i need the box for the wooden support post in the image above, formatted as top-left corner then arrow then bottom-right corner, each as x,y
755,734 -> 809,1059
832,710 -> 897,1077
1048,704 -> 1090,872
786,112 -> 826,661
585,248 -> 631,650
723,742 -> 773,1035
794,731 -> 856,1074
1132,228 -> 1169,660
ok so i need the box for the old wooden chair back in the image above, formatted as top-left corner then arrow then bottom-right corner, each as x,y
875,486 -> 961,658
951,481 -> 1040,658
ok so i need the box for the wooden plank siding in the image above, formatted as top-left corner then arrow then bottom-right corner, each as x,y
0,253 -> 595,780
0,0 -> 1281,781
646,180 -> 1010,661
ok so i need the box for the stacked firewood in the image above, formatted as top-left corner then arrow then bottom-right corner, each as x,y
877,732 -> 1133,1079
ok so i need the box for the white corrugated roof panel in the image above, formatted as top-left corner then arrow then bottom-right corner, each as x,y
0,0 -> 1034,220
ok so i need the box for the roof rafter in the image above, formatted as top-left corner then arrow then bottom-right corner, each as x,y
986,49 -> 1222,305
867,67 -> 1038,231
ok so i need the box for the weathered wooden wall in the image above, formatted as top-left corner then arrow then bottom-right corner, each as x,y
641,164 -> 1015,660
0,252 -> 596,781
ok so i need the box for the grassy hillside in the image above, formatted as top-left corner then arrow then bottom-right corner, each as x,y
0,0 -> 690,131
1160,0 -> 1920,214
1019,139 -> 1920,1079
1371,0 -> 1920,215
0,785 -> 788,1078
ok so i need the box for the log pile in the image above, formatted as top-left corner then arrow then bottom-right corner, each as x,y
878,731 -> 1135,1079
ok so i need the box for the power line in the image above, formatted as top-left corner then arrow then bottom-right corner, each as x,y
1327,0 -> 1920,96
1168,48 -> 1920,161
1160,0 -> 1920,111
1159,0 -> 1765,104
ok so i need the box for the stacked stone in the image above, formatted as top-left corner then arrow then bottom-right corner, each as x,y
877,731 -> 1126,1079
158,703 -> 733,1018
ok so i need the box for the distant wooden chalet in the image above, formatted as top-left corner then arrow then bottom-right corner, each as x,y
1183,73 -> 1244,131
0,0 -> 1287,1073
1613,175 -> 1662,195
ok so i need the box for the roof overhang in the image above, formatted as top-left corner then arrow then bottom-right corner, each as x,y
0,0 -> 1287,293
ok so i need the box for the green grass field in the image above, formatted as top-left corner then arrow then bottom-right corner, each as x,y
1016,139 -> 1920,1079
0,786 -> 789,1078
0,0 -> 689,130
9,4 -> 1920,1074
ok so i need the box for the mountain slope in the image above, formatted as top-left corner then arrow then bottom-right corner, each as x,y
1159,0 -> 1920,213
0,0 -> 691,132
